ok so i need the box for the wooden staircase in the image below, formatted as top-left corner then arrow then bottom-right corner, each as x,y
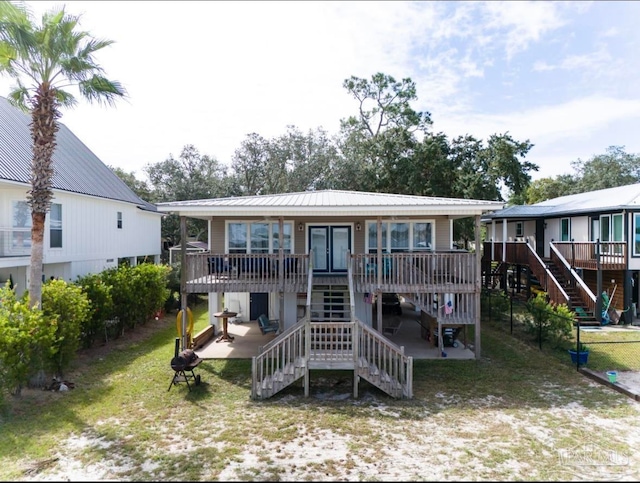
251,266 -> 413,400
542,258 -> 598,325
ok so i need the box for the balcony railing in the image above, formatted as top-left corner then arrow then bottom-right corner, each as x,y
0,227 -> 31,258
182,251 -> 478,294
482,241 -> 627,271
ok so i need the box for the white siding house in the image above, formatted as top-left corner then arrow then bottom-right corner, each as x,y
0,96 -> 162,297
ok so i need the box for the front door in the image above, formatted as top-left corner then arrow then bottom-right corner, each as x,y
250,293 -> 269,321
309,226 -> 351,273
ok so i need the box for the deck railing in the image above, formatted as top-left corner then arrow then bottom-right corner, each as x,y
552,241 -> 626,270
184,250 -> 476,294
352,251 -> 475,290
483,240 -> 627,270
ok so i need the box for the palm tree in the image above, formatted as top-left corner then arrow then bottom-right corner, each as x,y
0,1 -> 126,308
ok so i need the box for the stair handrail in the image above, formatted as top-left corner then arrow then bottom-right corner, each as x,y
525,242 -> 570,303
347,250 -> 356,322
251,318 -> 308,400
306,248 -> 313,318
355,317 -> 412,398
549,242 -> 597,304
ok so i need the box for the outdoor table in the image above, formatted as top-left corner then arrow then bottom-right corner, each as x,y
214,311 -> 237,343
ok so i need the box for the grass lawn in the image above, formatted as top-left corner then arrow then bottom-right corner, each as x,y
1,303 -> 639,481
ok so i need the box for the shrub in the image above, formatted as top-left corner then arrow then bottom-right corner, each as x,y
524,293 -> 573,347
76,273 -> 114,348
42,279 -> 91,378
0,282 -> 56,396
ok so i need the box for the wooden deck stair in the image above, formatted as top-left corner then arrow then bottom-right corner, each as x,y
542,258 -> 599,326
251,274 -> 413,400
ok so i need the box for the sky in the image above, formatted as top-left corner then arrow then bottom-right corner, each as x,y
2,0 -> 640,183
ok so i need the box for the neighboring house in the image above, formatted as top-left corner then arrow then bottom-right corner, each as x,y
168,240 -> 208,264
157,190 -> 503,399
482,183 -> 640,326
0,96 -> 162,297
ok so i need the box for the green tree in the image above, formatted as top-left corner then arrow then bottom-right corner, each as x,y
110,166 -> 155,202
572,145 -> 640,193
265,125 -> 337,192
146,144 -> 229,247
525,175 -> 576,204
0,1 -> 126,308
231,133 -> 270,195
334,72 -> 432,193
523,146 -> 640,204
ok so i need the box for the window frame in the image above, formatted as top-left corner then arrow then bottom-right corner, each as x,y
50,203 -> 62,248
365,220 -> 434,253
227,221 -> 294,254
117,211 -> 123,229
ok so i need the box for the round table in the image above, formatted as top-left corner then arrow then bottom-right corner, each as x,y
214,311 -> 237,343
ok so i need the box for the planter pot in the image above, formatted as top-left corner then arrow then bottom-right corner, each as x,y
568,349 -> 589,365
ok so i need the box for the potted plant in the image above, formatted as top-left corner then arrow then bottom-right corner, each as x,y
568,343 -> 589,365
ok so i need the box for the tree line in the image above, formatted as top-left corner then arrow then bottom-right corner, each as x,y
116,73 -> 544,249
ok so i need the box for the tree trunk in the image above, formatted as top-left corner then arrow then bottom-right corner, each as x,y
28,211 -> 46,308
27,87 -> 59,309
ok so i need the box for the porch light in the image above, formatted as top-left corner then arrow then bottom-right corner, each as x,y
298,223 -> 303,232
356,222 -> 361,231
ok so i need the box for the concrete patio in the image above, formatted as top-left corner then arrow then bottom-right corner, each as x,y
194,301 -> 476,360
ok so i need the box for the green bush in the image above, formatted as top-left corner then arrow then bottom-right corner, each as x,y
524,293 -> 573,347
42,279 -> 91,378
76,273 -> 114,348
481,288 -> 510,317
132,262 -> 171,323
0,282 -> 56,396
99,263 -> 170,332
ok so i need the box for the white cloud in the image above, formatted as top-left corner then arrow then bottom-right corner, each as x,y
1,0 -> 639,187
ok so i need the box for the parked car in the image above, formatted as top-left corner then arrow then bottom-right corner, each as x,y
375,293 -> 403,315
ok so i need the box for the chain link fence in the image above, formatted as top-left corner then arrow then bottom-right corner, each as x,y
481,288 -> 640,373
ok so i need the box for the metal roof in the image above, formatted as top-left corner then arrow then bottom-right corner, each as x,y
157,190 -> 505,218
483,183 -> 640,220
0,96 -> 156,212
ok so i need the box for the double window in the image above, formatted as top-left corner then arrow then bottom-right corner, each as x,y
365,221 -> 433,252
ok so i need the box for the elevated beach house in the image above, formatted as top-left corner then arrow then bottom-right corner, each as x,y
482,183 -> 640,326
157,190 -> 504,399
0,96 -> 162,297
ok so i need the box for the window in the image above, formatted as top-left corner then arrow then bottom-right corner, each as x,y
250,222 -> 269,253
228,223 -> 247,253
117,211 -> 122,229
366,220 -> 433,252
634,214 -> 640,256
50,203 -> 62,248
413,223 -> 432,250
560,218 -> 570,241
390,222 -> 409,252
272,223 -> 292,253
516,222 -> 523,238
227,221 -> 294,253
12,200 -> 31,250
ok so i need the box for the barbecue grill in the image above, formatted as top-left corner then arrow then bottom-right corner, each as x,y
168,338 -> 203,391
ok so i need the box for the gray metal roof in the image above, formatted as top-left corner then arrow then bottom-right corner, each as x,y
484,183 -> 640,220
157,190 -> 505,218
0,96 -> 156,212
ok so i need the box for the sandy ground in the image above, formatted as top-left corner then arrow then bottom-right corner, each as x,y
14,314 -> 640,482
